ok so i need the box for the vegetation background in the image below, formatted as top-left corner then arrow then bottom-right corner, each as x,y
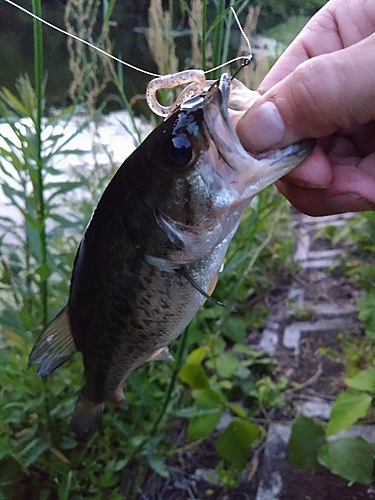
0,1 -> 374,499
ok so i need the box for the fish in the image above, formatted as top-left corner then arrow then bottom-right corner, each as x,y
28,73 -> 314,438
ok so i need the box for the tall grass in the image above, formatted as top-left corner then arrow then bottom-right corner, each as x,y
0,2 -> 296,498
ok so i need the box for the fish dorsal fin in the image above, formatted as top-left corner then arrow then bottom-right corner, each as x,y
146,346 -> 174,362
28,305 -> 77,377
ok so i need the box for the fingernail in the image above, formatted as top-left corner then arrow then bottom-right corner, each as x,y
237,101 -> 285,152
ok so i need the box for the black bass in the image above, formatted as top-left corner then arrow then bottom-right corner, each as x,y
29,74 -> 313,437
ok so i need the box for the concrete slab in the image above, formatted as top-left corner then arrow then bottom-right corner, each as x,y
283,318 -> 359,355
299,399 -> 332,420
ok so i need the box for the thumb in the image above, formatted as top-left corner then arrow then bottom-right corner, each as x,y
237,33 -> 375,152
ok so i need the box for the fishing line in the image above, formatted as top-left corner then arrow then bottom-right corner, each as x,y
230,6 -> 253,62
4,0 -> 252,78
3,0 -> 160,77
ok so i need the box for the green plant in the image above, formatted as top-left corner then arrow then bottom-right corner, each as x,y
288,211 -> 375,485
177,288 -> 289,473
288,366 -> 375,485
0,1 -> 299,498
322,213 -> 375,341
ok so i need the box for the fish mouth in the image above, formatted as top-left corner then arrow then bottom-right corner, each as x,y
203,74 -> 315,198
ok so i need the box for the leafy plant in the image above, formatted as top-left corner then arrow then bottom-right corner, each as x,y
288,366 -> 375,485
178,296 -> 289,473
288,211 -> 375,486
0,1 -> 299,498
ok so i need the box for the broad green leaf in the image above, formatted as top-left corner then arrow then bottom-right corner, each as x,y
327,390 -> 372,436
210,337 -> 226,355
187,409 -> 223,440
318,437 -> 375,485
345,367 -> 375,393
222,317 -> 247,342
216,352 -> 239,378
233,343 -> 254,355
216,420 -> 259,470
179,364 -> 209,389
193,388 -> 225,409
186,347 -> 207,365
227,403 -> 246,418
175,407 -> 221,419
288,416 -> 326,470
218,380 -> 233,390
148,454 -> 170,478
35,263 -> 52,280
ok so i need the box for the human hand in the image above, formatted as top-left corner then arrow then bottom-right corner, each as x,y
236,0 -> 375,216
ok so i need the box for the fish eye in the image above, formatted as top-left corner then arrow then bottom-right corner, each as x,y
165,133 -> 193,168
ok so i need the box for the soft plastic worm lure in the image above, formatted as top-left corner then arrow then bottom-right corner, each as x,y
146,69 -> 208,117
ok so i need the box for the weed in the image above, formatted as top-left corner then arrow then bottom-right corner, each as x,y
0,1 -> 300,498
289,211 -> 375,485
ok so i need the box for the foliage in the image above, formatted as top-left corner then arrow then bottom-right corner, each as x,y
265,15 -> 311,45
323,212 -> 375,342
0,1 -> 311,499
288,211 -> 375,485
255,0 -> 327,31
288,365 -> 375,485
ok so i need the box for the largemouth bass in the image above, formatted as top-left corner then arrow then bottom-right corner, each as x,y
29,74 -> 313,438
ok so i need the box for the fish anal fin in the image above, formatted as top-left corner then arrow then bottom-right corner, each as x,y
107,386 -> 129,410
146,346 -> 174,362
70,395 -> 105,439
28,305 -> 77,377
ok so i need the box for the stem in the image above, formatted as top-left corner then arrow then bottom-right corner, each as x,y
212,0 -> 225,79
123,326 -> 190,496
32,0 -> 48,327
150,326 -> 189,434
202,0 -> 207,70
222,0 -> 235,67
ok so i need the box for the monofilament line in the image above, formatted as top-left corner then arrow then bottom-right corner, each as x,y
4,0 -> 252,77
230,6 -> 253,62
204,7 -> 253,75
3,0 -> 160,77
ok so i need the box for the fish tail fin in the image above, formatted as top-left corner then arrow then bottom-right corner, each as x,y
70,395 -> 105,439
28,305 -> 77,377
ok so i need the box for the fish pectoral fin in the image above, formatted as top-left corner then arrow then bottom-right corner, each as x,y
70,395 -> 105,439
146,346 -> 175,362
28,305 -> 77,377
207,272 -> 219,297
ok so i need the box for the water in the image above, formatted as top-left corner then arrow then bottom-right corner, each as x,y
0,0 -> 155,107
0,110 -> 152,242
